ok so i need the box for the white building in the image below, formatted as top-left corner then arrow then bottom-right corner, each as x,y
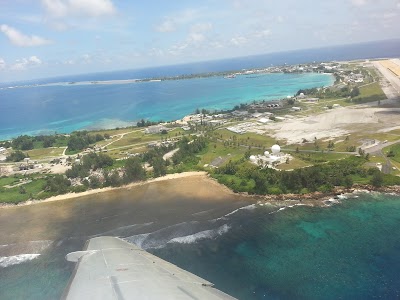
145,125 -> 168,134
291,106 -> 302,111
249,144 -> 291,168
258,118 -> 270,124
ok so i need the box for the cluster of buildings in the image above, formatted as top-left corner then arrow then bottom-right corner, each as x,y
344,72 -> 364,83
249,145 -> 292,168
234,62 -> 342,75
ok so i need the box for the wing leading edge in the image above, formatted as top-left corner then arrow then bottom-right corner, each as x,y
61,236 -> 237,300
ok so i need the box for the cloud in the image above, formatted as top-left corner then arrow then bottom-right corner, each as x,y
155,19 -> 176,32
82,53 -> 91,64
188,32 -> 206,43
351,0 -> 367,6
191,22 -> 212,33
253,29 -> 271,38
0,24 -> 52,47
10,56 -> 42,71
383,12 -> 397,19
155,9 -> 201,33
41,0 -> 116,18
0,58 -> 5,70
230,36 -> 247,46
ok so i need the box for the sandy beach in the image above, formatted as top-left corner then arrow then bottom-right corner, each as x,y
0,171 -> 218,209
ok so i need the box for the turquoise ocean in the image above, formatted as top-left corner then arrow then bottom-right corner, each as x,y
1,192 -> 400,299
0,72 -> 333,140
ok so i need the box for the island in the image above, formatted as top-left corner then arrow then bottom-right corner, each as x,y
1,58 -> 400,207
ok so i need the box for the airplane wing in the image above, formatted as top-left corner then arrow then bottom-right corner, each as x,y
61,236 -> 237,300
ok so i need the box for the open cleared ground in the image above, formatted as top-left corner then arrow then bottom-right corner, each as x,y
26,147 -> 65,160
267,107 -> 400,145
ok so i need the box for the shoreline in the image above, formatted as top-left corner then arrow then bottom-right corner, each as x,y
2,170 -> 399,209
0,171 -> 211,209
0,71 -> 334,141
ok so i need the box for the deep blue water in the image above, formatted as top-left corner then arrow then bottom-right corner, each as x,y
1,192 -> 400,300
0,72 -> 333,140
153,193 -> 400,299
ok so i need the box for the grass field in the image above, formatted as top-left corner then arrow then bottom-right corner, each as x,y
276,157 -> 311,170
26,147 -> 65,159
0,178 -> 46,204
352,82 -> 386,103
0,176 -> 21,187
384,143 -> 400,163
107,128 -> 186,149
198,142 -> 247,167
215,129 -> 282,147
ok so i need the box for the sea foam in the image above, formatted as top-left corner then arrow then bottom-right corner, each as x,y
168,224 -> 231,244
0,254 -> 40,268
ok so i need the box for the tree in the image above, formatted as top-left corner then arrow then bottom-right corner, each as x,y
42,136 -> 56,148
371,171 -> 383,187
6,150 -> 27,162
12,135 -> 34,150
19,186 -> 26,194
108,171 -> 122,187
89,176 -> 101,189
344,176 -> 353,188
124,157 -> 146,182
350,87 -> 360,98
44,175 -> 71,194
67,135 -> 88,151
152,156 -> 167,177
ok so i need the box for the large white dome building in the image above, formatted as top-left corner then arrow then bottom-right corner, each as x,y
271,144 -> 281,154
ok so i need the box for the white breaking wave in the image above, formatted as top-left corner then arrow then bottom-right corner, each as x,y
224,204 -> 257,217
124,233 -> 151,249
168,224 -> 231,244
0,254 -> 40,268
93,222 -> 154,237
269,204 -> 307,214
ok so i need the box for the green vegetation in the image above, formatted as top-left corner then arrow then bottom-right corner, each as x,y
25,147 -> 65,160
386,144 -> 400,163
136,119 -> 160,127
212,156 -> 400,194
350,82 -> 386,103
0,178 -> 47,204
11,135 -> 34,150
124,157 -> 146,182
65,153 -> 113,179
10,134 -> 69,150
6,150 -> 28,162
67,131 -> 106,152
172,136 -> 207,167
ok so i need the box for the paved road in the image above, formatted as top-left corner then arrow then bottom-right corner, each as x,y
373,61 -> 400,99
281,148 -> 356,155
363,139 -> 400,154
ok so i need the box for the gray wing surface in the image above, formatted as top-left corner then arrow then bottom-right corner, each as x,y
62,236 -> 237,300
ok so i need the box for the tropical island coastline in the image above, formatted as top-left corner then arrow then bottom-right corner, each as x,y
1,58 -> 400,207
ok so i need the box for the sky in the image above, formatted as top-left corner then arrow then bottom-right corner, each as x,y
0,0 -> 399,82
